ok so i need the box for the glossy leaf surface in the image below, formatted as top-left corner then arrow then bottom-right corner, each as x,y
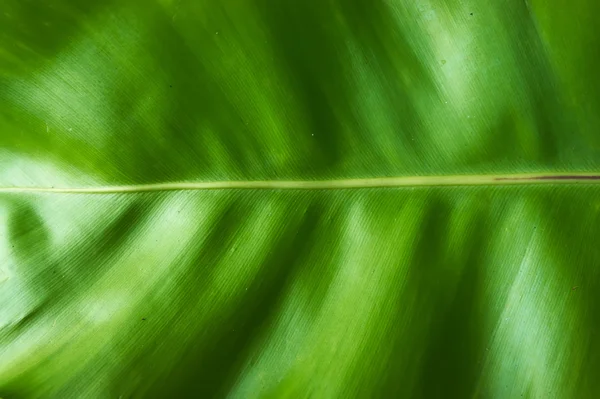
1,0 -> 600,397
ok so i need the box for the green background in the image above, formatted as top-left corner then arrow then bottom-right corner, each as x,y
1,0 -> 600,397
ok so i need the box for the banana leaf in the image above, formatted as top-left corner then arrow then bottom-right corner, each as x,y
1,0 -> 600,397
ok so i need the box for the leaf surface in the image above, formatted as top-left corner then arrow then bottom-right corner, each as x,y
1,0 -> 600,397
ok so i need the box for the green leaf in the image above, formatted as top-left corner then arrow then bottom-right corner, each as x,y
1,0 -> 600,397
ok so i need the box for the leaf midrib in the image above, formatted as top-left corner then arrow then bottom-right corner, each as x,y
1,173 -> 599,193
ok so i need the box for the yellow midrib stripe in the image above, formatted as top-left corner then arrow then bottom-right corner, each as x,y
1,173 -> 600,193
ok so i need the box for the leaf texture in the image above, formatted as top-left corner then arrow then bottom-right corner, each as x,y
1,0 -> 600,398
